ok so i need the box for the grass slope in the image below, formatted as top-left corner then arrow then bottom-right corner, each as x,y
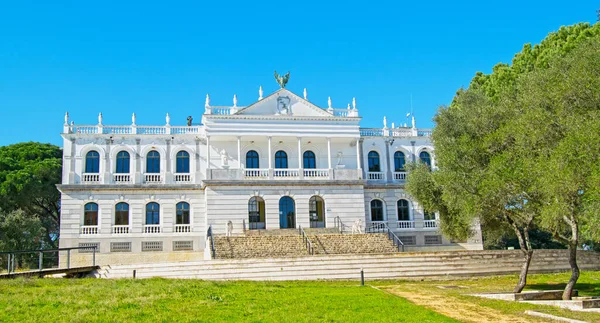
0,279 -> 458,323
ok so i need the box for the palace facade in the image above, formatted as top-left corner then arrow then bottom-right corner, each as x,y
58,86 -> 482,265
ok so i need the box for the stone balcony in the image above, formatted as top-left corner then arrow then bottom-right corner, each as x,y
206,168 -> 362,181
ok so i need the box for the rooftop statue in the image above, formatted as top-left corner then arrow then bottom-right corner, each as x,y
274,71 -> 290,88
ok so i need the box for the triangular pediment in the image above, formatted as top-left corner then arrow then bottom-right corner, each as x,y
235,89 -> 332,117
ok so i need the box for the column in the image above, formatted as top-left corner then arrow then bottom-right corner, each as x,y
298,137 -> 303,179
237,136 -> 241,169
327,137 -> 332,169
268,136 -> 273,179
356,138 -> 362,179
384,139 -> 392,182
206,136 -> 211,170
410,141 -> 416,163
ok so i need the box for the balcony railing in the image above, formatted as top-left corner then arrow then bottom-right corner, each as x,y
80,226 -> 98,235
360,128 -> 384,136
113,174 -> 131,183
273,169 -> 300,178
174,224 -> 191,233
359,127 -> 432,137
144,225 -> 161,233
424,220 -> 439,228
67,124 -> 204,135
367,172 -> 384,180
144,173 -> 162,183
112,225 -> 130,234
82,173 -> 101,183
396,220 -> 415,229
174,174 -> 192,183
303,169 -> 329,178
244,169 -> 269,178
393,172 -> 407,181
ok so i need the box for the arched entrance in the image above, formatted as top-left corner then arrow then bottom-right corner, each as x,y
309,196 -> 325,228
279,196 -> 296,229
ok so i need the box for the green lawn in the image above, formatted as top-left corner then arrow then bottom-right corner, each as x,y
0,279 -> 458,323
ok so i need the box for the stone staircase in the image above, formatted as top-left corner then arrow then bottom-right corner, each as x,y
97,250 -> 600,280
213,230 -> 400,259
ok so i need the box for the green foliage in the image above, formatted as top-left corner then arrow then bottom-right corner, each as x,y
0,142 -> 62,247
0,279 -> 459,322
0,209 -> 45,251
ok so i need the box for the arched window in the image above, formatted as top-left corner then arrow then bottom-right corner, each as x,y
85,151 -> 100,173
176,202 -> 190,224
370,200 -> 384,221
84,202 -> 98,226
145,202 -> 160,225
246,150 -> 259,169
303,151 -> 316,169
424,210 -> 436,221
248,197 -> 265,230
394,151 -> 406,172
115,202 -> 129,225
275,150 -> 288,169
116,151 -> 130,173
176,151 -> 190,173
146,151 -> 160,173
397,199 -> 410,221
368,151 -> 380,172
309,196 -> 325,228
419,151 -> 431,168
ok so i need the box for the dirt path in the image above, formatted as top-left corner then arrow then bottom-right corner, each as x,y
379,285 -> 541,323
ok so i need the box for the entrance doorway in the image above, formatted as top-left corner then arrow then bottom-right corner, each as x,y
309,196 -> 325,228
279,196 -> 296,229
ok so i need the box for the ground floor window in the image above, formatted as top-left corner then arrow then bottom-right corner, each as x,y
309,196 -> 325,228
248,197 -> 266,229
370,200 -> 384,221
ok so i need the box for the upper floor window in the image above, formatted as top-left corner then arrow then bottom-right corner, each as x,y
176,151 -> 190,173
85,151 -> 100,173
368,151 -> 381,172
84,202 -> 98,226
394,151 -> 406,172
176,202 -> 190,225
424,210 -> 436,221
275,150 -> 288,169
145,202 -> 160,225
419,151 -> 431,168
303,151 -> 316,169
397,199 -> 410,221
146,151 -> 160,173
116,151 -> 130,174
370,199 -> 384,221
115,202 -> 129,225
246,150 -> 259,169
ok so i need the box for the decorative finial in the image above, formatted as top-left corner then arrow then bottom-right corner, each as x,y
383,116 -> 387,129
98,112 -> 103,125
347,103 -> 351,110
274,70 -> 290,88
259,86 -> 263,100
303,88 -> 307,100
233,94 -> 238,107
166,113 -> 171,125
352,97 -> 357,110
411,115 -> 416,129
391,122 -> 395,129
205,94 -> 210,107
64,112 -> 69,125
328,97 -> 332,109
132,113 -> 136,125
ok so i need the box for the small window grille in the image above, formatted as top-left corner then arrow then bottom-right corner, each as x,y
424,235 -> 442,245
78,242 -> 100,253
173,241 -> 193,251
398,236 -> 416,246
110,242 -> 132,252
142,241 -> 163,252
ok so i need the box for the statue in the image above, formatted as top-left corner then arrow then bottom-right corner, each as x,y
352,97 -> 357,110
303,88 -> 307,100
220,149 -> 229,166
233,94 -> 238,107
98,112 -> 103,125
226,220 -> 233,237
351,219 -> 363,234
274,71 -> 290,88
259,86 -> 263,100
132,113 -> 136,125
391,122 -> 395,129
64,112 -> 69,125
205,94 -> 210,107
328,97 -> 332,109
411,115 -> 416,129
336,151 -> 343,166
383,116 -> 387,129
166,113 -> 170,125
187,116 -> 193,126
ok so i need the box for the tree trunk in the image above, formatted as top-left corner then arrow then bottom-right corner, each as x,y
563,241 -> 580,300
515,248 -> 534,293
505,213 -> 533,293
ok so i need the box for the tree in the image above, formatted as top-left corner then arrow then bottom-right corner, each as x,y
0,142 -> 62,247
0,209 -> 46,269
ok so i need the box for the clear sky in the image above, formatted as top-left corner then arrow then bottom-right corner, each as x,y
0,1 -> 597,147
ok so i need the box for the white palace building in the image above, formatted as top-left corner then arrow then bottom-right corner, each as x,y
58,82 -> 483,265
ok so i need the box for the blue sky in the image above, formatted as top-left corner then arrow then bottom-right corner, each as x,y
0,1 -> 596,146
